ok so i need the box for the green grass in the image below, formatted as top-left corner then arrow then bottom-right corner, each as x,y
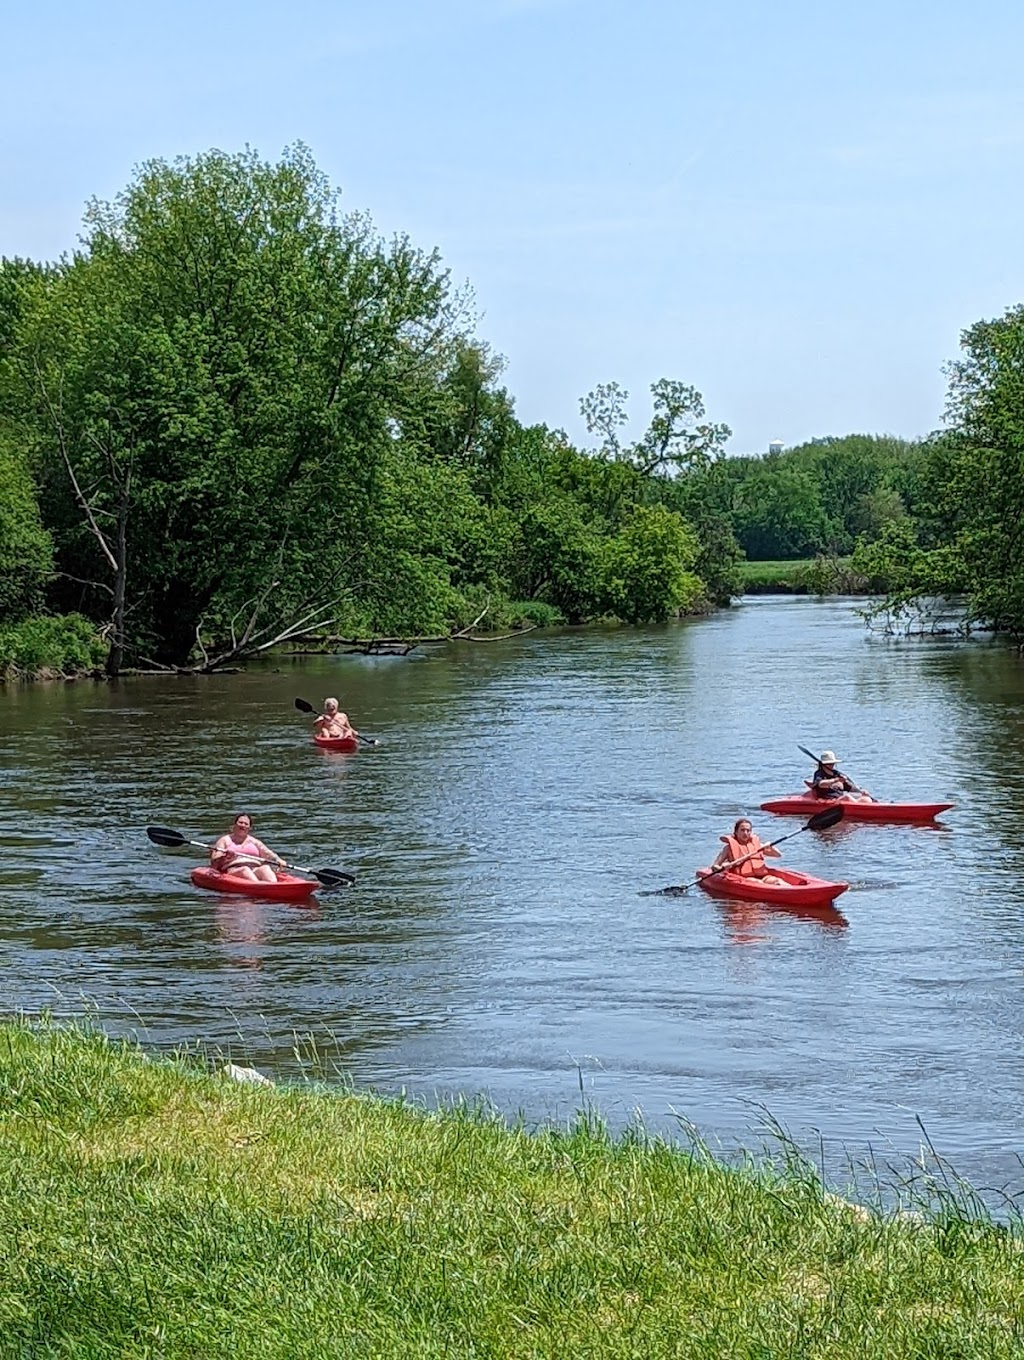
737,558 -> 869,595
1,1019 -> 1023,1357
737,559 -> 817,592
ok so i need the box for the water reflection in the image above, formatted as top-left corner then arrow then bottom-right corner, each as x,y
213,897 -> 321,971
715,898 -> 849,945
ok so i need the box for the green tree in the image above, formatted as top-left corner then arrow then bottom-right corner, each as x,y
514,497 -> 605,623
601,504 -> 702,624
580,379 -> 731,476
847,307 -> 1024,631
4,146 -> 468,670
731,465 -> 830,559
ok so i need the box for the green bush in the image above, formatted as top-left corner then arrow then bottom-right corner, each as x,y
0,613 -> 106,677
502,599 -> 564,628
601,504 -> 702,623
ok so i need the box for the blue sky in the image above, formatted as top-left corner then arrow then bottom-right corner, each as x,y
4,0 -> 1023,452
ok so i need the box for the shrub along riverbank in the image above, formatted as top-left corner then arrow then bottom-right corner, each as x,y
0,611 -> 106,680
2,1020 -> 1022,1357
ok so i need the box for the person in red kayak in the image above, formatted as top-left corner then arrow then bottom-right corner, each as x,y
211,814 -> 284,883
710,818 -> 783,884
314,697 -> 356,741
811,751 -> 872,801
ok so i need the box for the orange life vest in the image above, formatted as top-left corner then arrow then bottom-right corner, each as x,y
721,832 -> 766,877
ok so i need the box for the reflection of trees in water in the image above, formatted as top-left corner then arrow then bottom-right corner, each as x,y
906,640 -> 1024,861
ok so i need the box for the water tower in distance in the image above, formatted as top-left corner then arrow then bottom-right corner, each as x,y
768,439 -> 784,456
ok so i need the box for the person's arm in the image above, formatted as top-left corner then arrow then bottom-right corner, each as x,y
712,846 -> 732,869
764,843 -> 782,859
211,836 -> 231,870
253,837 -> 283,867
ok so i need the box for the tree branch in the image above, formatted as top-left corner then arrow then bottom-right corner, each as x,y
53,571 -> 115,598
35,366 -> 119,574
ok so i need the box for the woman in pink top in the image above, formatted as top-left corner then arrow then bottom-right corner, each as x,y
211,814 -> 284,882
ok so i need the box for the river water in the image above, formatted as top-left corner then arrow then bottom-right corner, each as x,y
2,597 -> 1022,1203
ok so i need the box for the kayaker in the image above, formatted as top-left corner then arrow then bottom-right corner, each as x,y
710,819 -> 783,884
211,814 -> 284,882
811,751 -> 872,801
314,697 -> 356,741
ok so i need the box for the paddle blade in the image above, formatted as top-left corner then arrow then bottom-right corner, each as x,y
316,868 -> 355,888
294,698 -> 315,713
805,806 -> 845,832
146,825 -> 187,848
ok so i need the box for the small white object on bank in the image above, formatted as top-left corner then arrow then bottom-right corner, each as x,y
222,1062 -> 274,1087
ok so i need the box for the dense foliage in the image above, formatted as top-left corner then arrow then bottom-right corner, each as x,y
677,433 -> 927,564
4,143 -> 1022,670
0,146 -> 738,674
852,308 -> 1024,635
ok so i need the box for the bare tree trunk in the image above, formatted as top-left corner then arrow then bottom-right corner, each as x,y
106,482 -> 129,676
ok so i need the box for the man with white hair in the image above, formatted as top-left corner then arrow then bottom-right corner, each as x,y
314,697 -> 356,741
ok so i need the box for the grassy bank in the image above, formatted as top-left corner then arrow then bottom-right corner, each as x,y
737,559 -> 817,593
738,558 -> 871,595
2,1020 -> 1022,1357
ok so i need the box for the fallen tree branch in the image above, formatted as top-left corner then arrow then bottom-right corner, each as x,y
460,624 -> 539,642
133,655 -> 179,673
450,603 -> 490,639
287,619 -> 540,653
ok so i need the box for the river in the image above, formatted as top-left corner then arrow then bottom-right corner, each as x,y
1,596 -> 1022,1205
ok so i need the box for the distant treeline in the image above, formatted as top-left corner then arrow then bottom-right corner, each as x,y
1,144 -> 1021,675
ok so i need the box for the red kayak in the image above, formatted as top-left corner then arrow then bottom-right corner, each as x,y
190,867 -> 318,901
695,865 -> 848,908
313,734 -> 358,753
760,791 -> 954,822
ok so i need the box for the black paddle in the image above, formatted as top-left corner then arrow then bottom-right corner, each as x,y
146,825 -> 355,888
294,698 -> 380,746
644,805 -> 845,896
798,743 -> 863,794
